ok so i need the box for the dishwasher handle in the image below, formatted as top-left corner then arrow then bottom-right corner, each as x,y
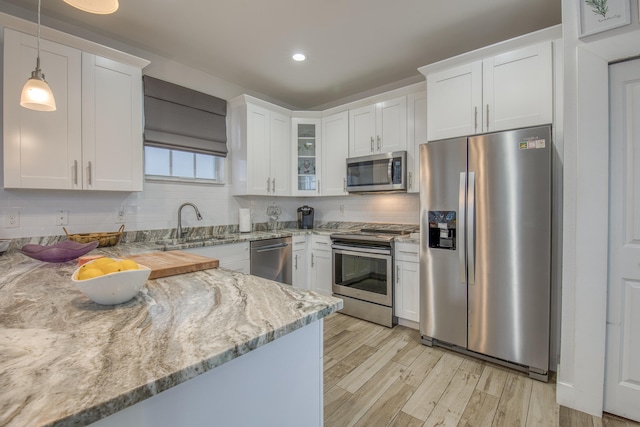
255,242 -> 289,253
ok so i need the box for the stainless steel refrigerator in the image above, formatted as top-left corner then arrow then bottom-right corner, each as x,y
419,125 -> 551,380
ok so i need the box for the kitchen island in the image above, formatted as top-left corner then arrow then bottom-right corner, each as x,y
0,243 -> 342,426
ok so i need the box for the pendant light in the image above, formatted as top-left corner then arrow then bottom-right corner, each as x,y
63,0 -> 119,14
20,0 -> 56,112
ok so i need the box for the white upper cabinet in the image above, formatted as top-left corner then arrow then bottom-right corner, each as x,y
426,41 -> 553,141
407,91 -> 427,194
82,53 -> 143,191
482,42 -> 553,132
230,97 -> 291,196
349,96 -> 407,156
427,61 -> 482,141
292,118 -> 321,197
3,29 -> 82,190
3,28 -> 147,191
321,111 -> 349,196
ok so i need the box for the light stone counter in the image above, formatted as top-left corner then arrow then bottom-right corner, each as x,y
0,243 -> 342,427
152,228 -> 335,251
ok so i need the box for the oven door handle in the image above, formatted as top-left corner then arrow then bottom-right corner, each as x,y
331,244 -> 391,256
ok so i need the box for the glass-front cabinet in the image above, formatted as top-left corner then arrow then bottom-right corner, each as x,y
292,117 -> 321,196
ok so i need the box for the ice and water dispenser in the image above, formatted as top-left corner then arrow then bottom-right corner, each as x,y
428,211 -> 456,250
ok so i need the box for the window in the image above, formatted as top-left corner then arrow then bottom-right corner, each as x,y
142,76 -> 227,184
144,146 -> 225,183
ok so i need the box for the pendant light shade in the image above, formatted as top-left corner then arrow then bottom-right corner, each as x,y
63,0 -> 119,14
21,0 -> 56,112
20,64 -> 56,111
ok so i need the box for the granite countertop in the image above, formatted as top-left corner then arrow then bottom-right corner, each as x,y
153,228 -> 335,251
0,242 -> 343,427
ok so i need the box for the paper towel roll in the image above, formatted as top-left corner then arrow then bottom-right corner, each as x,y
239,208 -> 251,232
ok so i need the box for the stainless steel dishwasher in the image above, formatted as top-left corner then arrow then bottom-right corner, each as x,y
250,237 -> 292,285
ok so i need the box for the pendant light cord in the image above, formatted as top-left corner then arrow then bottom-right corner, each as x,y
36,0 -> 41,70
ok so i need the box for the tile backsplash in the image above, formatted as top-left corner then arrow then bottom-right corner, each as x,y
0,180 -> 419,239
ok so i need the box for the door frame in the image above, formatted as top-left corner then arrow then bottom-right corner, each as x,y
558,0 -> 640,417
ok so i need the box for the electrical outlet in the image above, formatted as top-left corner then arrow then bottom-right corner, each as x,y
5,208 -> 20,228
116,206 -> 126,223
55,210 -> 68,226
339,204 -> 345,217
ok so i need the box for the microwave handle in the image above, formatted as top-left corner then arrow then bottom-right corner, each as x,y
388,159 -> 393,183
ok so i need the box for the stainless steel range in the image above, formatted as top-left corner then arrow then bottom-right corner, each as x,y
330,228 -> 411,327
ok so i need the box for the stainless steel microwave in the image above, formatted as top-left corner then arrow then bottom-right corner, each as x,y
346,151 -> 407,193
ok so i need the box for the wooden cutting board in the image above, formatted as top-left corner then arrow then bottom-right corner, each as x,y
128,251 -> 219,279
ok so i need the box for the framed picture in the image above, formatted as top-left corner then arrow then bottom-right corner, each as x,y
579,0 -> 631,37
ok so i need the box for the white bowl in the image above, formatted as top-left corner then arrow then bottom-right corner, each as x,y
71,260 -> 151,305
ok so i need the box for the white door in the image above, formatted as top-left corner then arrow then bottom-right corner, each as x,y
349,104 -> 376,156
246,104 -> 270,195
82,54 -> 143,191
376,96 -> 407,153
407,91 -> 427,193
426,61 -> 482,141
3,29 -> 82,190
605,59 -> 640,422
321,111 -> 349,196
269,111 -> 291,196
483,41 -> 553,133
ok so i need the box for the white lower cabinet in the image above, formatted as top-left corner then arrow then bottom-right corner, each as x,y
394,242 -> 420,323
183,242 -> 250,274
292,235 -> 309,290
309,235 -> 333,297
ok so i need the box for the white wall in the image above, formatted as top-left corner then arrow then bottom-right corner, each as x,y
558,0 -> 640,417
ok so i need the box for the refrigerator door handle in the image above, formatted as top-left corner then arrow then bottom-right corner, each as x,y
459,172 -> 467,284
467,172 -> 476,285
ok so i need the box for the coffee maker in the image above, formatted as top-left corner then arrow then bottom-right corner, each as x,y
297,205 -> 314,229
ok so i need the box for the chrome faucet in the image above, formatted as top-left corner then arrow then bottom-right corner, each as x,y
177,203 -> 202,239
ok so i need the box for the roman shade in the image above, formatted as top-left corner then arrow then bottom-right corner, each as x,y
143,76 -> 227,157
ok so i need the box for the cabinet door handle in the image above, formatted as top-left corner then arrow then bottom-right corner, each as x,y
272,178 -> 275,193
486,104 -> 489,130
474,107 -> 478,132
87,161 -> 92,186
73,160 -> 78,185
396,265 -> 400,285
343,177 -> 346,192
408,172 -> 412,190
377,135 -> 381,152
266,177 -> 271,193
295,254 -> 298,270
370,136 -> 374,153
317,179 -> 320,194
311,253 -> 314,267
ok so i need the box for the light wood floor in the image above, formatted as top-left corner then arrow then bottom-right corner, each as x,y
323,313 -> 640,427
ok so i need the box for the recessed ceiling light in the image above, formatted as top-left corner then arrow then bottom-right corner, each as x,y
292,53 -> 306,62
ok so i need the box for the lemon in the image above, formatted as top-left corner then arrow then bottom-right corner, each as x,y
101,262 -> 123,275
91,257 -> 116,268
119,259 -> 138,271
78,268 -> 105,280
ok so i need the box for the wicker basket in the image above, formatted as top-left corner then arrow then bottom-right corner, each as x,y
63,224 -> 124,247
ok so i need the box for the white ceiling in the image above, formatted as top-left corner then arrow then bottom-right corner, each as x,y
1,0 -> 561,110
